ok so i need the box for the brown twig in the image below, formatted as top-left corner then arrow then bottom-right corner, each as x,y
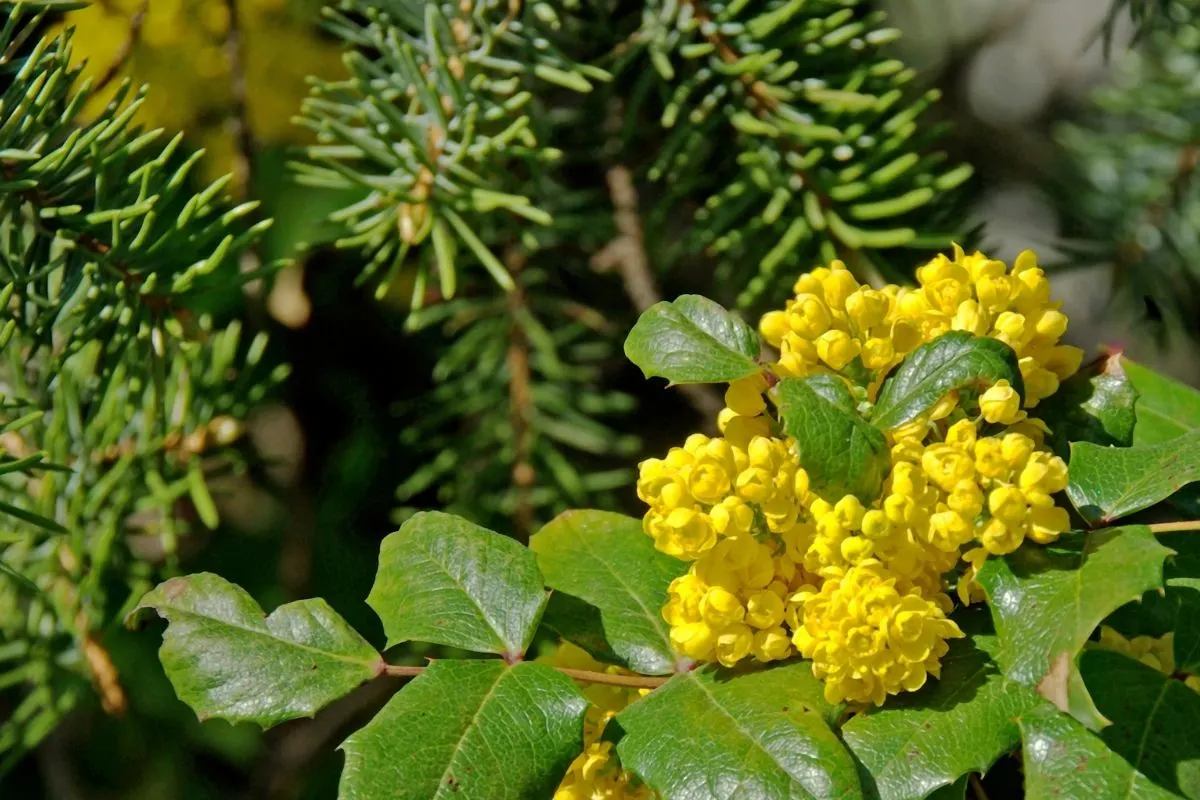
505,248 -> 536,541
969,773 -> 990,800
1149,520 -> 1200,534
592,164 -> 724,422
382,661 -> 671,689
222,0 -> 255,198
92,0 -> 149,96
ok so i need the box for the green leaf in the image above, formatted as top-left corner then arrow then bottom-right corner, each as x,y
128,573 -> 382,728
870,331 -> 1023,431
1126,358 -> 1200,445
1038,353 -> 1137,459
1126,359 -> 1200,515
1019,706 -> 1177,800
537,591 -> 624,666
1066,430 -> 1200,525
842,617 -> 1044,800
617,662 -> 863,799
339,660 -> 588,800
623,295 -> 761,385
777,375 -> 889,504
367,511 -> 547,657
976,527 -> 1169,686
1080,650 -> 1200,798
530,510 -> 688,675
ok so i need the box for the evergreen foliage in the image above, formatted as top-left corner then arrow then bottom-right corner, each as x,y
0,1 -> 284,768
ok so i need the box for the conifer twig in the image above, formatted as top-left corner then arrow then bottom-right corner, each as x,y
593,164 -> 724,422
680,0 -> 859,266
222,0 -> 255,198
505,248 -> 536,540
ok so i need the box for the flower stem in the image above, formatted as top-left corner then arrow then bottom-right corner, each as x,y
382,662 -> 671,689
1149,521 -> 1200,534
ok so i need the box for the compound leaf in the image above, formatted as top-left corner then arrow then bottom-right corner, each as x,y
367,511 -> 547,657
129,573 -> 382,728
339,660 -> 588,800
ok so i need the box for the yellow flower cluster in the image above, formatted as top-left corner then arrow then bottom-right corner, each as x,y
1091,626 -> 1200,693
759,247 -> 1083,406
545,644 -> 654,800
639,249 -> 1081,706
55,0 -> 344,179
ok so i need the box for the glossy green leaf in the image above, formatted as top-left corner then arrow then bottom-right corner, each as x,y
367,511 -> 547,657
1066,430 -> 1200,525
530,510 -> 688,675
128,573 -> 382,728
1126,359 -> 1200,515
870,331 -> 1022,430
339,660 -> 588,800
1126,359 -> 1200,445
617,662 -> 862,799
976,527 -> 1169,686
1080,650 -> 1200,798
623,295 -> 761,385
537,591 -> 624,666
842,619 -> 1044,800
1019,706 -> 1176,800
1038,353 -> 1137,459
777,375 -> 889,504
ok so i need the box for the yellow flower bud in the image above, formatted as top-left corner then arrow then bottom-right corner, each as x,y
979,518 -> 1024,555
793,468 -> 811,500
1028,504 -> 1069,544
833,495 -> 866,530
993,311 -> 1026,347
1032,308 -> 1068,342
861,336 -> 896,370
945,419 -> 977,452
930,390 -> 959,421
725,375 -> 768,417
952,299 -> 989,335
845,288 -> 889,330
670,621 -> 716,659
751,627 -> 793,662
861,509 -> 891,540
840,535 -> 874,563
745,589 -> 785,629
947,480 -> 983,517
657,508 -> 717,559
822,264 -> 860,310
975,275 -> 1014,313
760,310 -> 790,346
1000,432 -> 1034,469
700,586 -> 745,628
980,380 -> 1023,424
815,329 -> 860,371
1044,345 -> 1084,379
974,437 -> 1008,479
922,444 -> 976,492
789,293 -> 833,338
715,623 -> 754,667
708,496 -> 754,536
928,510 -> 973,551
988,486 -> 1028,525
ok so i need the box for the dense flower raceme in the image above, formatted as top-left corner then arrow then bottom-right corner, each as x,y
544,643 -> 654,800
638,249 -> 1081,706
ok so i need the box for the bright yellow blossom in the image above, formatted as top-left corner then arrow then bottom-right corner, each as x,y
639,249 -> 1079,707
